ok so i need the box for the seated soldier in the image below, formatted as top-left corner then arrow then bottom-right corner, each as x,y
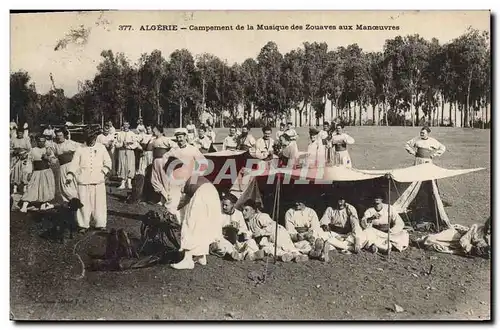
360,194 -> 409,254
319,196 -> 366,256
242,199 -> 302,262
284,199 -> 325,262
210,193 -> 265,261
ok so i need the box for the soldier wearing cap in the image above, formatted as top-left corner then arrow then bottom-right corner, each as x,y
405,126 -> 446,165
65,125 -> 112,232
361,193 -> 409,254
115,121 -> 140,189
253,126 -> 275,160
329,123 -> 355,168
278,131 -> 299,168
285,121 -> 298,141
319,195 -> 366,258
209,193 -> 265,261
192,125 -> 212,153
222,125 -> 239,151
157,128 -> 206,211
305,127 -> 327,168
237,125 -> 256,152
284,199 -> 324,262
276,122 -> 286,141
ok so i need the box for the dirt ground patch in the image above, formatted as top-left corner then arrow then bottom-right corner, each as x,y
10,127 -> 491,320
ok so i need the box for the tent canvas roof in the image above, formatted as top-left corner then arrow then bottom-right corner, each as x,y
246,163 -> 484,183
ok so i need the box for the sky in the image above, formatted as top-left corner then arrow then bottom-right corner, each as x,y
10,10 -> 490,97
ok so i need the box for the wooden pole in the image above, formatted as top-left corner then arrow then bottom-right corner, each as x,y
271,175 -> 281,263
387,175 -> 391,260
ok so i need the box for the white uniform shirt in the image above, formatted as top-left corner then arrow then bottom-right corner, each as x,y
67,142 -> 112,185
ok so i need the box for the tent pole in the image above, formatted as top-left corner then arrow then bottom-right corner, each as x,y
274,176 -> 281,263
271,175 -> 281,264
387,175 -> 391,260
434,183 -> 440,232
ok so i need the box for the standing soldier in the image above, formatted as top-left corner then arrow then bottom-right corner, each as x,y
52,129 -> 80,202
10,127 -> 32,194
329,123 -> 355,168
66,126 -> 112,232
96,125 -> 116,176
405,126 -> 446,165
19,136 -> 56,213
115,121 -> 139,189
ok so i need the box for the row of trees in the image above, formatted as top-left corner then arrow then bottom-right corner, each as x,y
11,27 -> 490,130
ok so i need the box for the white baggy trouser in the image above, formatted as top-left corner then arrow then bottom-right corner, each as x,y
76,183 -> 107,228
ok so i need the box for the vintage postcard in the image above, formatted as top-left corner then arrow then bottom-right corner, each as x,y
9,10 -> 491,321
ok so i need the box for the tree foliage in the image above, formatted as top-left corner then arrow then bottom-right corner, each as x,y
10,29 -> 490,129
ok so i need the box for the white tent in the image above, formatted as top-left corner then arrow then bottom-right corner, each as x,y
237,163 -> 484,230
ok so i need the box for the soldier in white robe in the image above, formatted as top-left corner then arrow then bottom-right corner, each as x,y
10,128 -> 32,194
329,123 -> 355,167
285,122 -> 298,141
276,123 -> 286,141
319,196 -> 366,257
237,125 -> 256,152
161,128 -> 206,214
66,126 -> 112,232
150,132 -> 177,205
192,125 -> 212,153
284,200 -> 325,262
361,195 -> 409,254
170,176 -> 222,270
405,126 -> 446,165
318,122 -> 330,142
242,200 -> 301,262
52,129 -> 81,202
306,127 -> 327,168
115,121 -> 139,189
96,125 -> 116,176
137,126 -> 154,176
210,194 -> 264,261
278,132 -> 300,168
206,124 -> 216,143
222,126 -> 239,151
19,136 -> 56,212
186,120 -> 197,143
106,120 -> 116,135
253,126 -> 275,160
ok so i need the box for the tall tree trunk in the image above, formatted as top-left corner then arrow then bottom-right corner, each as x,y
372,103 -> 376,126
484,102 -> 491,129
449,101 -> 452,127
295,108 -> 298,127
330,101 -> 334,122
383,101 -> 388,126
353,103 -> 357,126
415,100 -> 419,127
440,96 -> 445,127
410,91 -> 415,127
348,103 -> 352,125
179,98 -> 183,127
252,103 -> 255,123
454,102 -> 458,127
465,70 -> 473,128
460,103 -> 464,128
359,102 -> 363,126
307,104 -> 310,126
299,103 -> 306,127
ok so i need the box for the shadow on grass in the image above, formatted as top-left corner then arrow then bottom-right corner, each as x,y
108,210 -> 143,222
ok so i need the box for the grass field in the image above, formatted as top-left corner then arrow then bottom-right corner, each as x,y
10,126 -> 491,320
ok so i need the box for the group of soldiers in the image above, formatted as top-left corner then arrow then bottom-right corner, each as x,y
10,115 -> 454,269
